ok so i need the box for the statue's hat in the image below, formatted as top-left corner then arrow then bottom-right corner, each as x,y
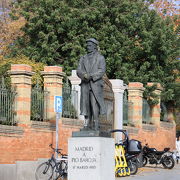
86,38 -> 99,45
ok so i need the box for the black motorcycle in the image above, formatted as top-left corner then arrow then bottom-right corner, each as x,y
142,143 -> 175,169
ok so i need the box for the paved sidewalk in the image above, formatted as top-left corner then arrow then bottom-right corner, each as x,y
116,163 -> 180,180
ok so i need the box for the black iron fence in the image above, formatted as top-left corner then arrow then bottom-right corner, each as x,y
160,102 -> 168,122
102,87 -> 114,131
123,91 -> 133,125
142,99 -> 151,124
62,84 -> 78,119
0,77 -> 16,125
31,83 -> 49,121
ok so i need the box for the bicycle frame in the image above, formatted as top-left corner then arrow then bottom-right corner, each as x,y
50,154 -> 68,178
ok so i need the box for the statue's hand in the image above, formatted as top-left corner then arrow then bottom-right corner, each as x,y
84,73 -> 93,82
84,74 -> 90,81
84,73 -> 88,79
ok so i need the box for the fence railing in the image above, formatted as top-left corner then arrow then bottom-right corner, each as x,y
123,101 -> 134,126
123,92 -> 133,125
62,85 -> 78,119
0,77 -> 16,125
160,102 -> 168,122
142,99 -> 151,124
31,83 -> 49,121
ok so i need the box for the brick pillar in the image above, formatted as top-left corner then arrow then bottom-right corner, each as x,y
41,66 -> 64,121
147,83 -> 163,125
109,79 -> 126,142
9,64 -> 33,124
128,82 -> 145,127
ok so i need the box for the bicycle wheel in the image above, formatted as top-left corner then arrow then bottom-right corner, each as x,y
35,162 -> 53,180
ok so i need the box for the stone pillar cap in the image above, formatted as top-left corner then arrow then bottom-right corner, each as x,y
41,71 -> 65,76
41,66 -> 65,76
110,79 -> 123,86
68,76 -> 81,85
44,66 -> 63,72
109,79 -> 126,93
11,64 -> 32,71
8,64 -> 34,76
128,82 -> 145,91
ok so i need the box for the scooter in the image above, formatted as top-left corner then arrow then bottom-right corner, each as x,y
111,129 -> 142,176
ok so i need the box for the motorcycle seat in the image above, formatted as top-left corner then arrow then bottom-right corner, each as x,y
154,151 -> 165,155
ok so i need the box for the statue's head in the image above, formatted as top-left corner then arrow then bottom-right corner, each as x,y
86,38 -> 98,53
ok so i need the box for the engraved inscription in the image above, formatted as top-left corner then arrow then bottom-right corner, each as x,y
71,146 -> 97,170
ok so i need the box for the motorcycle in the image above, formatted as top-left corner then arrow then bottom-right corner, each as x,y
142,143 -> 175,169
111,129 -> 142,175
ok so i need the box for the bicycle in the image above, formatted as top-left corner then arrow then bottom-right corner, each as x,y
35,144 -> 68,180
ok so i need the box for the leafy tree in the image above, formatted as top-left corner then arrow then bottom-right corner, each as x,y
0,0 -> 25,58
152,0 -> 180,31
8,0 -> 180,107
151,1 -> 179,114
0,17 -> 25,58
153,0 -> 179,17
0,55 -> 45,87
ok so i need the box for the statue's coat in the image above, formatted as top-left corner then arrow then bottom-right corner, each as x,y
77,51 -> 106,116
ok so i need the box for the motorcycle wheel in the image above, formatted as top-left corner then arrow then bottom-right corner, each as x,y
162,156 -> 175,169
143,156 -> 148,167
128,161 -> 138,175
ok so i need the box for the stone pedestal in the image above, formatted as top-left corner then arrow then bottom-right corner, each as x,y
68,137 -> 115,180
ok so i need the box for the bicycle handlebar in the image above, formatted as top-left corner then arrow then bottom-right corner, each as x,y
49,144 -> 63,154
